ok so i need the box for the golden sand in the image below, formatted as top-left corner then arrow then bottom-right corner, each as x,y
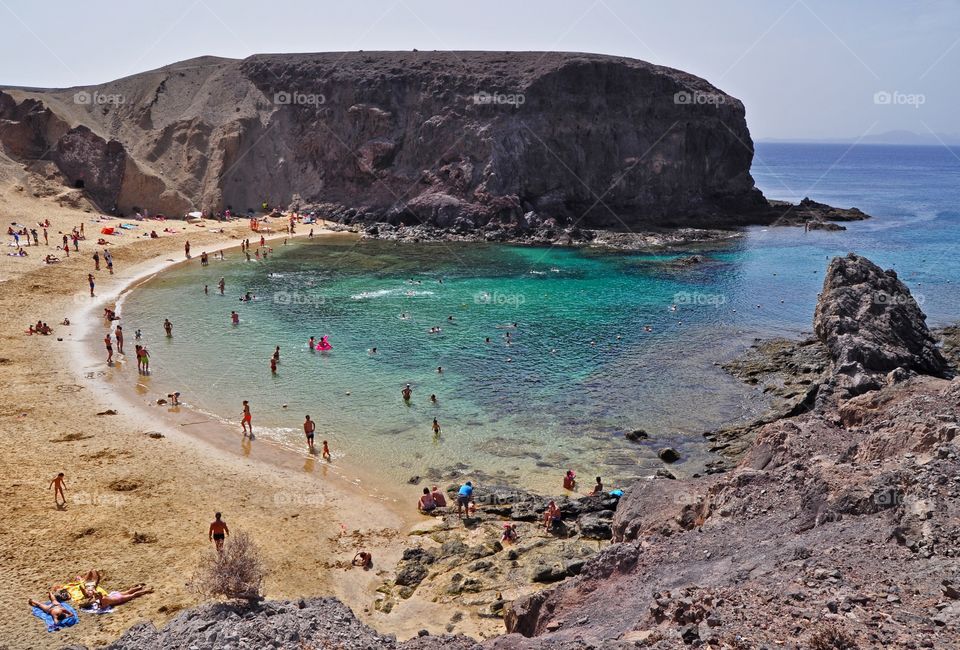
0,188 -> 491,648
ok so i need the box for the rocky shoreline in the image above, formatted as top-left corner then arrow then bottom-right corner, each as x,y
315,194 -> 870,251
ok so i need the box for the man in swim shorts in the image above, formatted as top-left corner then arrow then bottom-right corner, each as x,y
456,481 -> 473,518
209,512 -> 229,551
303,415 -> 315,449
163,318 -> 173,337
104,333 -> 113,364
401,384 -> 412,401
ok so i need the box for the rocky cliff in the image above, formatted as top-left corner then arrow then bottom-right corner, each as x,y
1,52 -> 775,228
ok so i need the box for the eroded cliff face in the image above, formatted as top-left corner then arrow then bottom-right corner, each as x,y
0,52 -> 769,227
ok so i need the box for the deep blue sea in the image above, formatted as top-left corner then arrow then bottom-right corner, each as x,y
119,143 -> 960,492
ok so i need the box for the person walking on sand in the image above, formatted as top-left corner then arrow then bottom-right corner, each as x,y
303,415 -> 316,449
49,472 -> 67,507
104,332 -> 113,364
163,318 -> 173,337
115,325 -> 124,354
184,240 -> 191,258
241,400 -> 252,436
88,273 -> 95,297
104,249 -> 113,274
93,250 -> 100,271
209,512 -> 229,552
321,440 -> 331,461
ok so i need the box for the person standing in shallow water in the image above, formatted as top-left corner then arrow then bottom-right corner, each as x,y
241,400 -> 252,436
115,325 -> 124,355
303,415 -> 315,449
164,318 -> 173,337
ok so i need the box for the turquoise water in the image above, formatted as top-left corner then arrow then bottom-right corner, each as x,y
120,144 -> 960,492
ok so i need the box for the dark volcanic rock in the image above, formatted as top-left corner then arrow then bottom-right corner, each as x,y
84,597 -> 479,650
4,51 -> 771,225
814,253 -> 949,397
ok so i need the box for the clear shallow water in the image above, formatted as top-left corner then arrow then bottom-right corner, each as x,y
120,144 -> 960,492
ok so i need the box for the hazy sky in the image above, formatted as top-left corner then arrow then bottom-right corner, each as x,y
1,0 -> 957,139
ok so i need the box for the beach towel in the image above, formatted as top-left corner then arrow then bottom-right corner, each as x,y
100,227 -> 115,235
31,601 -> 78,632
120,223 -> 138,229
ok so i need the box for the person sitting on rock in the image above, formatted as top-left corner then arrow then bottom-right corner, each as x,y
589,476 -> 603,495
563,470 -> 576,491
418,487 -> 436,514
501,523 -> 519,544
543,500 -> 561,532
430,485 -> 447,508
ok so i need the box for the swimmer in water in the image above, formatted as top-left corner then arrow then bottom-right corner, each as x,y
437,366 -> 443,374
430,394 -> 437,403
370,347 -> 377,354
231,311 -> 239,325
308,336 -> 315,350
401,384 -> 412,401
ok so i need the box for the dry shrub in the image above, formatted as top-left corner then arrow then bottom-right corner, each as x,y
809,624 -> 859,650
190,531 -> 266,602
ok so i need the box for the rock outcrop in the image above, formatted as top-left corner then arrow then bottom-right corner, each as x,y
4,51 -> 782,228
814,253 -> 949,397
496,256 -> 960,648
70,597 -> 479,650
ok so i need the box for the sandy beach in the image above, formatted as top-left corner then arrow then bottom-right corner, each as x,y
0,191 -> 488,648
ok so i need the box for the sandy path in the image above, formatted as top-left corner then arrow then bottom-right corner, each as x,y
0,193 -> 429,648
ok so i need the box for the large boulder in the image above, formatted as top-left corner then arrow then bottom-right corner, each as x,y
814,253 -> 949,397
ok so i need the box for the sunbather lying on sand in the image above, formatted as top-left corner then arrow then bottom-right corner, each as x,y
80,582 -> 152,608
29,592 -> 72,624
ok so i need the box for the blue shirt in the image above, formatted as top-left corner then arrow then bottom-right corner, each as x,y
458,484 -> 473,498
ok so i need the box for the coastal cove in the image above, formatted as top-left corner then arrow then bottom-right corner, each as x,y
111,144 -> 960,499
